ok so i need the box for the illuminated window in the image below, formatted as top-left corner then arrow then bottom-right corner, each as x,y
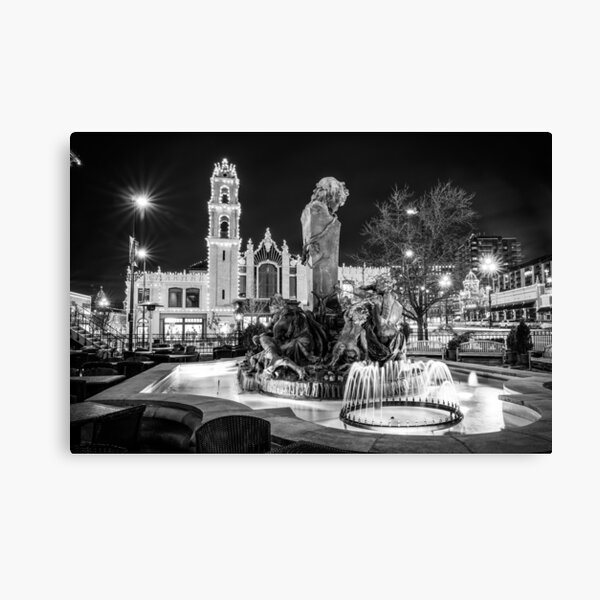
137,287 -> 150,303
168,287 -> 182,307
258,263 -> 277,298
220,187 -> 230,203
220,217 -> 230,239
186,288 -> 199,308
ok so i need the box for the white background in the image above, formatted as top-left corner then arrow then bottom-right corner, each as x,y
0,1 -> 596,599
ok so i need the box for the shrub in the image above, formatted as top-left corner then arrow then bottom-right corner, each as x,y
447,332 -> 473,351
515,319 -> 533,354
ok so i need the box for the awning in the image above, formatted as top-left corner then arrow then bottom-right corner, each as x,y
492,300 -> 536,310
537,306 -> 553,312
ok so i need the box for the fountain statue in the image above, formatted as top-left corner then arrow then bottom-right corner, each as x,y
301,177 -> 349,314
238,177 -> 408,401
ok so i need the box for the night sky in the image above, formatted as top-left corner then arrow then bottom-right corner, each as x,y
70,132 -> 551,306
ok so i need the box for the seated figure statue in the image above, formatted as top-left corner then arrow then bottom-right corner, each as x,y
330,301 -> 370,368
250,333 -> 306,380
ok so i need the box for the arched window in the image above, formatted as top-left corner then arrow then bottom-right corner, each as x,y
258,263 -> 278,298
168,287 -> 182,307
136,318 -> 148,342
220,187 -> 229,204
219,216 -> 230,239
186,288 -> 199,308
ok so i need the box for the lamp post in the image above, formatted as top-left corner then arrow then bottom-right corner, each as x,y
233,300 -> 244,344
137,248 -> 148,349
480,256 -> 499,328
139,303 -> 163,353
127,194 -> 149,352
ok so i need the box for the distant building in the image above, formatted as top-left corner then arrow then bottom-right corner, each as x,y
70,291 -> 92,312
496,254 -> 552,291
457,270 -> 488,322
490,255 -> 552,323
124,159 -> 309,342
459,233 -> 523,274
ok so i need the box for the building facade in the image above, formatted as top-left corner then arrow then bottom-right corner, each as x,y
123,160 -> 550,342
490,255 -> 552,322
459,233 -> 523,274
124,159 -> 312,342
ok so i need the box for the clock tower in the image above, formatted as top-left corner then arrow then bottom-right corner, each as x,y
206,158 -> 241,315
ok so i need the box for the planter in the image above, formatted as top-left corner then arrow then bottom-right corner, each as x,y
517,352 -> 529,366
505,350 -> 517,365
446,348 -> 457,361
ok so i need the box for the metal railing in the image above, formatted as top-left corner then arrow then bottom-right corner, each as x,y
133,333 -> 243,357
70,305 -> 128,352
406,330 -> 552,350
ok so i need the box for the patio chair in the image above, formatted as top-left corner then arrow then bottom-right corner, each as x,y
120,361 -> 145,378
70,378 -> 87,403
195,415 -> 271,453
82,361 -> 113,370
82,366 -> 119,376
89,405 -> 147,452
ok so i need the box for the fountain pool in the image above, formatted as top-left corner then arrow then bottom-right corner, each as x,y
142,359 -> 541,436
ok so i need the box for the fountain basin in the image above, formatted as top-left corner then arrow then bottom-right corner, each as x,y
340,398 -> 463,431
238,368 -> 344,400
89,360 -> 550,451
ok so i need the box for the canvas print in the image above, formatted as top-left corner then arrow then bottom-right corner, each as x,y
70,133 -> 552,454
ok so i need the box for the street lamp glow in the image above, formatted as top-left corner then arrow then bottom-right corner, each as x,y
480,254 -> 499,274
137,248 -> 148,259
439,275 -> 451,288
406,208 -> 418,216
133,194 -> 150,208
405,249 -> 414,258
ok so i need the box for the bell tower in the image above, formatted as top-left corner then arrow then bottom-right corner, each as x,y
206,158 -> 241,314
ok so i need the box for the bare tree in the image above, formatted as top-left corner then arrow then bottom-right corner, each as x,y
359,182 -> 476,339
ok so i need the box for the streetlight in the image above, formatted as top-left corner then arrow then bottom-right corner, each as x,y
137,248 -> 148,349
480,255 -> 499,328
233,300 -> 244,342
405,249 -> 414,258
128,194 -> 150,352
439,274 -> 452,325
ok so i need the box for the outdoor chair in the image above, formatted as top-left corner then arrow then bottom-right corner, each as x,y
82,361 -> 113,371
82,366 -> 119,376
122,361 -> 145,378
88,405 -> 146,452
195,415 -> 271,453
70,378 -> 87,403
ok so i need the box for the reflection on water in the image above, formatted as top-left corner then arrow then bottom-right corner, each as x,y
144,360 -> 540,436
